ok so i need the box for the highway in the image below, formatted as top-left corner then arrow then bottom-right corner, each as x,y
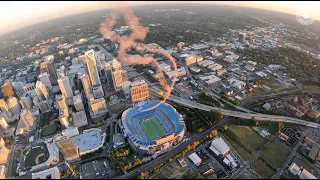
149,88 -> 320,128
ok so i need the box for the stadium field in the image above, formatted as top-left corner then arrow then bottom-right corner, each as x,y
140,118 -> 166,140
24,146 -> 47,168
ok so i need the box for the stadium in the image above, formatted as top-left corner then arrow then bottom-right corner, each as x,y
121,101 -> 186,155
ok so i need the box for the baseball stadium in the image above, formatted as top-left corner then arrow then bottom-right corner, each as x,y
121,101 -> 186,154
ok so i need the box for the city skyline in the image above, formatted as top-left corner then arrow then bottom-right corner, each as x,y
1,1 -> 320,36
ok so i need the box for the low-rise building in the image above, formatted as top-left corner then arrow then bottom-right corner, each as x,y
32,167 -> 60,179
72,110 -> 88,128
188,152 -> 203,166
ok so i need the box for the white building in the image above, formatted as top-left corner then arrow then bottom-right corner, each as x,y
211,137 -> 230,156
188,152 -> 202,166
223,54 -> 239,63
199,74 -> 221,87
227,78 -> 246,90
166,67 -> 186,79
32,167 -> 60,179
160,62 -> 172,72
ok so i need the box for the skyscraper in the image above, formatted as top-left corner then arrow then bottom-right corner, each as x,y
104,62 -> 114,89
59,109 -> 69,128
56,94 -> 67,110
39,72 -> 53,91
56,138 -> 80,161
40,61 -> 58,86
58,76 -> 73,99
1,81 -> 15,99
0,99 -> 12,118
36,81 -> 49,100
130,80 -> 149,103
20,109 -> 35,129
85,50 -> 101,87
111,59 -> 124,91
80,74 -> 92,99
20,95 -> 33,110
7,97 -> 21,115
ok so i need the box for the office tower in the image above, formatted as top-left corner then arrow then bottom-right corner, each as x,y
72,111 -> 88,128
85,50 -> 101,86
0,117 -> 8,130
20,109 -> 35,129
0,114 -> 8,137
80,74 -> 92,98
122,70 -> 128,82
104,62 -> 114,89
36,81 -> 49,100
59,109 -> 69,128
36,98 -> 51,113
92,85 -> 104,99
56,138 -> 80,161
57,65 -> 66,78
111,59 -> 124,91
58,76 -> 73,99
1,81 -> 15,98
20,95 -> 34,110
73,94 -> 84,112
12,82 -> 25,96
0,165 -> 6,179
0,99 -> 12,118
40,61 -> 58,86
56,94 -> 67,110
39,72 -> 53,90
130,80 -> 149,103
7,97 -> 21,115
89,98 -> 108,118
0,137 -> 9,164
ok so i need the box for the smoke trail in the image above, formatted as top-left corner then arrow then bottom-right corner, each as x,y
99,5 -> 177,112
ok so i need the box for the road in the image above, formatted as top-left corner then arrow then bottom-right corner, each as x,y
241,88 -> 302,107
149,88 -> 320,128
112,118 -> 229,179
271,128 -> 310,179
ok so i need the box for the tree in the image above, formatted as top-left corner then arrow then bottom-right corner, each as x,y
138,171 -> 149,179
211,130 -> 218,136
221,125 -> 228,131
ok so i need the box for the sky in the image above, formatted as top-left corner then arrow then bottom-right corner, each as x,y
1,1 -> 320,35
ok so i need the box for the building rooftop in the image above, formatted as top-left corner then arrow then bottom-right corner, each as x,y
32,167 -> 60,179
71,128 -> 105,155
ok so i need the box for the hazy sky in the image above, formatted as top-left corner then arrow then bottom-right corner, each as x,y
1,1 -> 319,35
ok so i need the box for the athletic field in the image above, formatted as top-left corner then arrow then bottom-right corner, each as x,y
140,118 -> 166,140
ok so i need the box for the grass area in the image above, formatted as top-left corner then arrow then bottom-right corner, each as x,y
24,146 -> 47,168
304,85 -> 320,95
261,140 -> 290,168
10,149 -> 21,177
227,125 -> 266,151
224,136 -> 251,161
252,158 -> 276,179
140,118 -> 166,140
41,123 -> 60,137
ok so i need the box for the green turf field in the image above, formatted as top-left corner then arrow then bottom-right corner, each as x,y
140,118 -> 166,140
24,146 -> 47,168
